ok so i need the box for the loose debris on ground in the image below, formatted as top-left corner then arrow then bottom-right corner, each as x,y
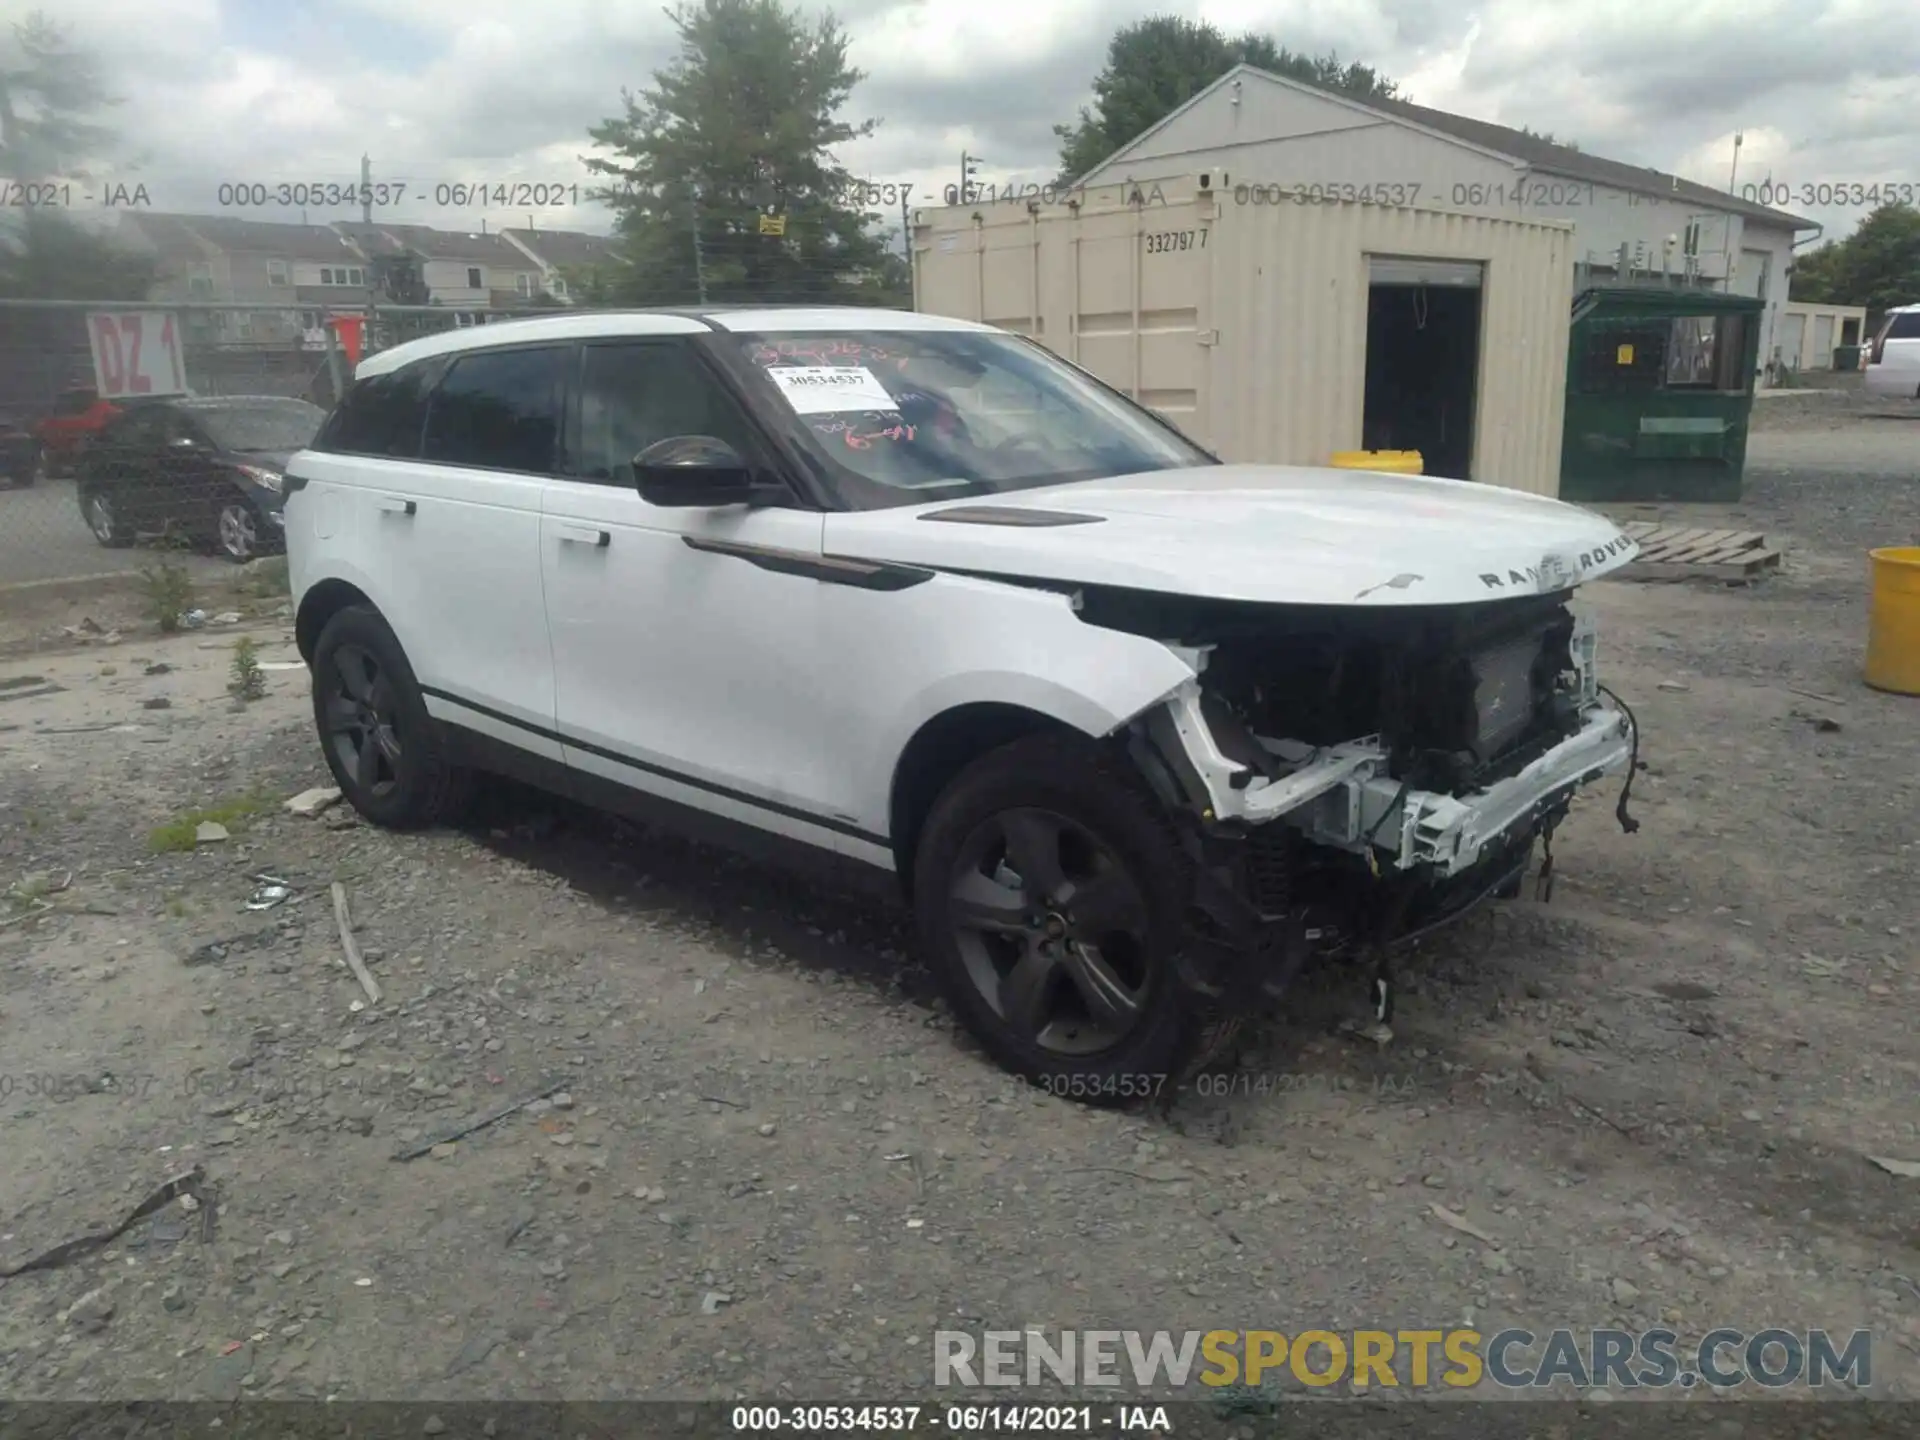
0,1167 -> 213,1280
0,413 -> 1915,1404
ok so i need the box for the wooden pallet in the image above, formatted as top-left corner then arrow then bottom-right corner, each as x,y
1612,522 -> 1782,582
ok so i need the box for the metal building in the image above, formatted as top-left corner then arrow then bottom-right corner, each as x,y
1070,65 -> 1815,390
911,174 -> 1576,496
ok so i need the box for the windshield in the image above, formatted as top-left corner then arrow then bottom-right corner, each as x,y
732,329 -> 1214,508
194,399 -> 326,453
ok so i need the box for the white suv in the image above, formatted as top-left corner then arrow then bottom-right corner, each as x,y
1863,303 -> 1920,399
285,307 -> 1641,1098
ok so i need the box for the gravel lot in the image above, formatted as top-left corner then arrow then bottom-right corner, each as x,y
0,405 -> 1915,1414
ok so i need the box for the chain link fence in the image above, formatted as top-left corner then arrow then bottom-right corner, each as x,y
0,299 -> 534,590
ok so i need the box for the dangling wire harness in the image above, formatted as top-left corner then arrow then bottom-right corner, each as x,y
1598,686 -> 1642,835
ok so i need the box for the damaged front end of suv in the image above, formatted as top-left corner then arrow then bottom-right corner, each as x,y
1098,584 -> 1641,1022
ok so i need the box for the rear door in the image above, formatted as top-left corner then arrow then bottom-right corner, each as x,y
155,411 -> 228,532
395,345 -> 566,757
94,407 -> 174,531
294,347 -> 562,765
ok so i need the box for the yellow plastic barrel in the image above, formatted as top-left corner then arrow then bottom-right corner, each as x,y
1330,450 -> 1423,475
1865,547 -> 1920,695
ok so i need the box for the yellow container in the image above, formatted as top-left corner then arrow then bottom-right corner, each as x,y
1330,449 -> 1423,475
1865,547 -> 1920,695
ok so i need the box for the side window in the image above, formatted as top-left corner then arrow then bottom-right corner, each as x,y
1886,312 -> 1920,341
94,409 -> 163,466
315,361 -> 438,458
119,409 -> 169,446
95,413 -> 138,456
571,342 -> 761,483
422,347 -> 565,474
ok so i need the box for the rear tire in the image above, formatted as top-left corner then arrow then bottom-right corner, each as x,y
911,733 -> 1205,1104
79,488 -> 133,547
214,497 -> 272,562
311,604 -> 472,829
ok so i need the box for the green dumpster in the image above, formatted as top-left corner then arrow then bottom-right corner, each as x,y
1560,286 -> 1763,504
1834,344 -> 1863,372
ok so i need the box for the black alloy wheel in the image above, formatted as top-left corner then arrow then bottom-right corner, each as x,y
310,605 -> 471,829
912,733 -> 1207,1099
323,641 -> 405,801
946,806 -> 1153,1055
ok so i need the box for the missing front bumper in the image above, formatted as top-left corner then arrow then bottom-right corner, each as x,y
1144,680 -> 1634,879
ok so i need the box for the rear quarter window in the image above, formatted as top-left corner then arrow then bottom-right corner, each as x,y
313,360 -> 440,458
419,346 -> 565,474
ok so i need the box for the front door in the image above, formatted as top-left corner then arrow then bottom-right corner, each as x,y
540,339 -> 874,859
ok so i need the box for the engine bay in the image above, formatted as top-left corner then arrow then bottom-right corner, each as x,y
1078,587 -> 1588,796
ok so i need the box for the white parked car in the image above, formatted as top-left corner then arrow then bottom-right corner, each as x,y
284,307 -> 1641,1098
1863,303 -> 1920,399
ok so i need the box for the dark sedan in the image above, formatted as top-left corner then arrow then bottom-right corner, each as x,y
76,396 -> 326,561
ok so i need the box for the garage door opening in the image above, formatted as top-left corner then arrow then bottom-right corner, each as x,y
1362,258 -> 1484,480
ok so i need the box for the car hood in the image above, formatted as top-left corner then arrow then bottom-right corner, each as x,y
822,465 -> 1639,607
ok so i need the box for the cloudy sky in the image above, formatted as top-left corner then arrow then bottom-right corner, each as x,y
30,0 -> 1920,244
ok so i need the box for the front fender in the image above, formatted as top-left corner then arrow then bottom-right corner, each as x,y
842,573 -> 1199,834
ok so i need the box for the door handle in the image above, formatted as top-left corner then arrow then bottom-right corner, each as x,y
376,496 -> 416,516
556,524 -> 610,547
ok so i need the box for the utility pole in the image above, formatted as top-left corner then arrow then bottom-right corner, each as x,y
361,153 -> 372,224
1727,132 -> 1743,194
959,151 -> 982,204
691,178 -> 708,304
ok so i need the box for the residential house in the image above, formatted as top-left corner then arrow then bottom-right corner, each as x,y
335,222 -> 545,320
117,213 -> 372,346
1074,65 -> 1817,384
500,226 -> 622,302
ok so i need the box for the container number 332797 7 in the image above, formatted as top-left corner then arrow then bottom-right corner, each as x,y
1144,228 -> 1208,254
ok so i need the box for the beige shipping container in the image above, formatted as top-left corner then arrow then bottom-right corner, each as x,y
911,175 -> 1574,496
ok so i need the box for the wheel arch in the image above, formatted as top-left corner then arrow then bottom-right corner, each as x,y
886,701 -> 1098,894
296,578 -> 375,664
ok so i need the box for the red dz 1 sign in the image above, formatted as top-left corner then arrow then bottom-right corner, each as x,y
87,312 -> 189,399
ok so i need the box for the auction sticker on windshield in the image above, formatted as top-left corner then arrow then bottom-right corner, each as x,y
765,365 -> 899,414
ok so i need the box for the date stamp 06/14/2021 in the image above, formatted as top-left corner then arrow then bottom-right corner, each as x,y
211,180 -> 587,212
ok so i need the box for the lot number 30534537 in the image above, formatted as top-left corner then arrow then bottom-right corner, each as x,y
1144,229 -> 1207,254
87,311 -> 189,399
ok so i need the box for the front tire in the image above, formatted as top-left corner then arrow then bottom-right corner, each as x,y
311,605 -> 472,829
911,733 -> 1204,1103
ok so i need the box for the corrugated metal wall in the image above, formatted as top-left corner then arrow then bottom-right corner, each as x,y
912,178 -> 1574,496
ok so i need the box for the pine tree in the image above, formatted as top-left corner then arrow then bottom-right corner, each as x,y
585,0 -> 896,307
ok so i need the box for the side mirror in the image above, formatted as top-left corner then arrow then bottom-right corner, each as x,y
632,435 -> 757,507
